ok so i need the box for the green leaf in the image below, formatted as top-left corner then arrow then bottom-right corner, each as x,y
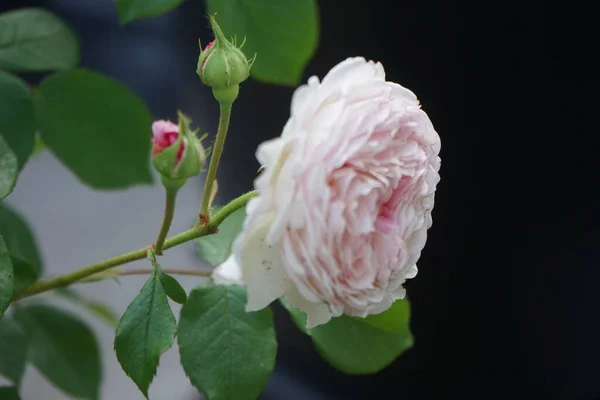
281,298 -> 413,374
0,318 -> 29,386
206,0 -> 319,86
0,8 -> 79,72
0,237 -> 14,318
178,284 -> 276,400
115,267 -> 177,397
115,0 -> 186,25
9,256 -> 39,293
34,69 -> 153,189
56,288 -> 119,328
194,207 -> 245,265
159,272 -> 187,304
0,204 -> 42,291
14,305 -> 101,400
0,386 -> 20,400
0,71 -> 36,170
362,299 -> 413,335
0,135 -> 18,200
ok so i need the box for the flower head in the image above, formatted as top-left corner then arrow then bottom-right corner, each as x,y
213,57 -> 441,328
151,112 -> 207,191
197,15 -> 252,104
152,120 -> 183,162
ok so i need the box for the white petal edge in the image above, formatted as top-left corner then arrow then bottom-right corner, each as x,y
366,287 -> 407,316
406,264 -> 418,279
321,57 -> 384,87
284,281 -> 332,329
388,82 -> 418,102
212,255 -> 243,286
234,213 -> 287,312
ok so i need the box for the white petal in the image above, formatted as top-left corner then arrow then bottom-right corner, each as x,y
366,287 -> 407,316
211,255 -> 242,286
290,81 -> 318,119
235,213 -> 287,312
256,137 -> 285,167
388,82 -> 418,102
406,264 -> 418,279
367,297 -> 395,316
322,57 -> 383,88
284,281 -> 332,329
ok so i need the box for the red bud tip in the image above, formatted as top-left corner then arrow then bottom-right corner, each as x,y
151,120 -> 184,163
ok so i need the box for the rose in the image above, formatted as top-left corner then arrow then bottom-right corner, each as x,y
213,57 -> 441,328
151,112 -> 207,191
152,120 -> 184,163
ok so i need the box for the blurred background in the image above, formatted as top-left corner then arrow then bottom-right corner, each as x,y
3,1 -> 594,399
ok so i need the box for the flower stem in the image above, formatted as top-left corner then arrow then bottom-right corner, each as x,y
118,268 -> 211,277
154,190 -> 178,255
199,103 -> 232,221
13,190 -> 257,300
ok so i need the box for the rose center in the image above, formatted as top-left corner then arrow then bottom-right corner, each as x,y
375,175 -> 412,234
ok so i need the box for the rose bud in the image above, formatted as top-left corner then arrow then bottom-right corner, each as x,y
151,111 -> 206,191
197,15 -> 253,105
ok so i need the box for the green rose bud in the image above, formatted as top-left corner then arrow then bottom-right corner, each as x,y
197,15 -> 254,105
151,111 -> 207,192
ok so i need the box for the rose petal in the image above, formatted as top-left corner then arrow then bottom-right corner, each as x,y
235,213 -> 287,312
152,120 -> 179,139
322,57 -> 385,89
284,282 -> 332,329
212,255 -> 242,286
406,264 -> 418,279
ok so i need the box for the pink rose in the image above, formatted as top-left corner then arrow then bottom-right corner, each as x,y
152,120 -> 184,164
213,57 -> 441,328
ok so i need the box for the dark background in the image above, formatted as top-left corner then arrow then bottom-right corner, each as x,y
3,0 -> 594,399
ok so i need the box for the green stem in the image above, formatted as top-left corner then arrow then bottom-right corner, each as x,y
13,190 -> 257,300
199,102 -> 232,220
117,268 -> 211,277
154,190 -> 177,255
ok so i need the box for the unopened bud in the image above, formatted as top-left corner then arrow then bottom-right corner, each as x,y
197,15 -> 253,105
151,111 -> 206,191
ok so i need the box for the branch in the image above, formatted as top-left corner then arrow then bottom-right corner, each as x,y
117,268 -> 212,277
13,190 -> 257,300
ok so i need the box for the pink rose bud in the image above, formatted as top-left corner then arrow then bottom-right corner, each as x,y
152,120 -> 184,164
151,112 -> 206,191
212,57 -> 441,328
200,40 -> 215,63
